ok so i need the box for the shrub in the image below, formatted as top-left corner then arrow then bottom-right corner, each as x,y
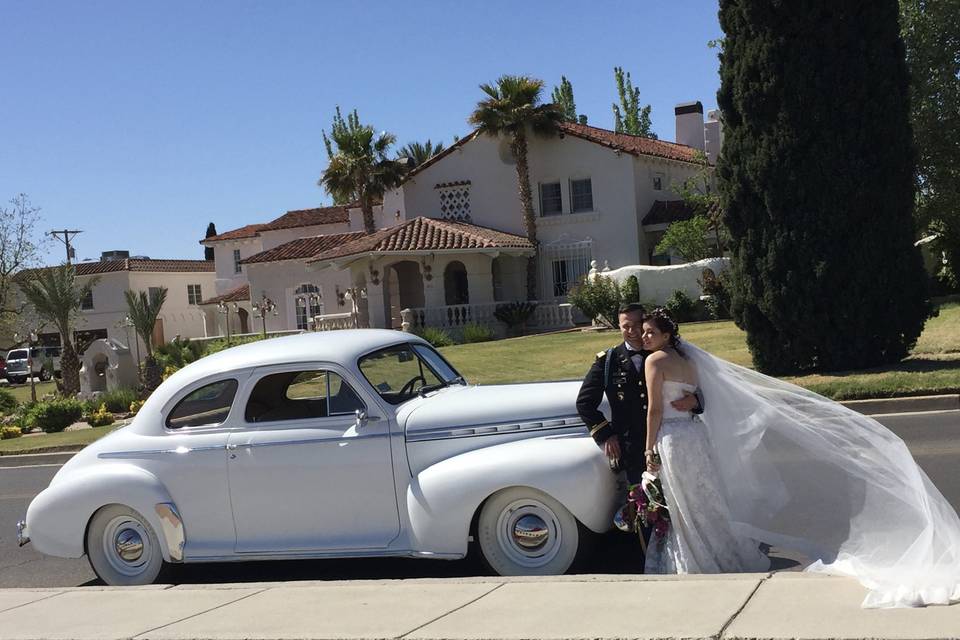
0,425 -> 21,439
568,276 -> 620,328
25,397 -> 84,434
462,323 -> 495,343
494,301 -> 538,336
100,387 -> 138,414
85,403 -> 115,427
621,275 -> 640,304
155,337 -> 207,373
0,388 -> 18,415
204,335 -> 265,356
417,326 -> 456,347
699,269 -> 732,320
129,399 -> 145,414
665,290 -> 701,323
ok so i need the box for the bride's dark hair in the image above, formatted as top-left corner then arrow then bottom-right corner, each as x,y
646,307 -> 683,357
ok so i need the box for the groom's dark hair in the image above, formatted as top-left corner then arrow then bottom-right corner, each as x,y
618,303 -> 646,317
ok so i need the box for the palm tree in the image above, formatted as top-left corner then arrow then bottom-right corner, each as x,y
469,75 -> 564,300
124,287 -> 167,393
397,140 -> 445,167
319,108 -> 406,234
17,265 -> 97,396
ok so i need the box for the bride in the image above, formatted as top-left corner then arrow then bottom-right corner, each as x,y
636,308 -> 960,608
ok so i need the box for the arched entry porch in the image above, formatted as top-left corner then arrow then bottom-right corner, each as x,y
384,260 -> 424,329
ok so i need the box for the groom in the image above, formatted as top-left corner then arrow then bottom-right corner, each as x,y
576,303 -> 701,483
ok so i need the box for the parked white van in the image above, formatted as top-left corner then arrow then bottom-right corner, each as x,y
5,346 -> 61,384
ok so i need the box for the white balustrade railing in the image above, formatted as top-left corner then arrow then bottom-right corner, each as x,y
401,301 -> 574,334
312,311 -> 362,331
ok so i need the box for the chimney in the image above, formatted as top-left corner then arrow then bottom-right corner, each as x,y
675,101 -> 705,150
704,109 -> 723,164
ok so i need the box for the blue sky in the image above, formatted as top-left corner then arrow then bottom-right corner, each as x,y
0,1 -> 723,264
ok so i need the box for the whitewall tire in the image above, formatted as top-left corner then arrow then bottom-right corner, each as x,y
477,487 -> 580,576
86,505 -> 165,586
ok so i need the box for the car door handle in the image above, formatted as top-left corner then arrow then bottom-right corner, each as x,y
225,443 -> 238,451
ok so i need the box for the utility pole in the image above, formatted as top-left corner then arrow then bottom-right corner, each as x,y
48,229 -> 83,263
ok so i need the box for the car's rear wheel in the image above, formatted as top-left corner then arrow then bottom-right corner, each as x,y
86,505 -> 165,586
38,368 -> 51,382
476,487 -> 580,576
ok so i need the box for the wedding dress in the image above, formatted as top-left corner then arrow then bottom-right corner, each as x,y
675,341 -> 960,608
644,380 -> 770,575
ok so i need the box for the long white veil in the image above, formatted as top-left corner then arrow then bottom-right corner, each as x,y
683,340 -> 960,608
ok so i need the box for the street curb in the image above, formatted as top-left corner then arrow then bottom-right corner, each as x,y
841,394 -> 959,415
0,394 -> 956,463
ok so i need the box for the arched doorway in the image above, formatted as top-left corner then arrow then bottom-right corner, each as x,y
384,261 -> 424,329
237,308 -> 250,334
444,261 -> 469,305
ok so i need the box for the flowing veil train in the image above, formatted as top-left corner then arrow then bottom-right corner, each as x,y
682,341 -> 960,608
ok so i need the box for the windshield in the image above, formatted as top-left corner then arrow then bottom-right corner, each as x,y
7,350 -> 27,360
358,343 -> 463,405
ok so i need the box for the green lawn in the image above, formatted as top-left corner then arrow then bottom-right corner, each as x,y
440,302 -> 960,401
0,425 -> 118,454
2,380 -> 57,404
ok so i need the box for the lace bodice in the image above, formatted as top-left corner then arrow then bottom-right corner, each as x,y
661,380 -> 698,419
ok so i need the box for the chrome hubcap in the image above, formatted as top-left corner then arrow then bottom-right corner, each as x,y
115,529 -> 144,562
512,514 -> 549,550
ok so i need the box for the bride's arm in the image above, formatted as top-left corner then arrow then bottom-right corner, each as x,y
644,353 -> 665,464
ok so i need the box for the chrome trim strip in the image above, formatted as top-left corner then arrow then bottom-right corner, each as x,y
406,416 -> 586,443
99,444 -> 226,459
240,432 -> 390,450
16,519 -> 29,547
187,549 -> 462,562
155,503 -> 185,562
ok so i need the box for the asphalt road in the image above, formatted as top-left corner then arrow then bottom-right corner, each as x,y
2,409 -> 958,588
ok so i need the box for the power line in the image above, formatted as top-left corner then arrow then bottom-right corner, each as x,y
47,229 -> 83,264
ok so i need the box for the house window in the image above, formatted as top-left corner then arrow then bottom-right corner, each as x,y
570,178 -> 593,212
293,284 -> 323,331
539,182 -> 562,216
539,238 -> 593,300
552,260 -> 570,297
187,284 -> 202,305
653,172 -> 664,191
436,182 -> 471,221
81,289 -> 94,310
233,249 -> 242,274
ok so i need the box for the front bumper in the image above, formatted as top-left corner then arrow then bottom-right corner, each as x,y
16,519 -> 29,547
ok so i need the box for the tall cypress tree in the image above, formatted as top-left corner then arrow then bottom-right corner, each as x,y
716,0 -> 932,374
204,222 -> 217,260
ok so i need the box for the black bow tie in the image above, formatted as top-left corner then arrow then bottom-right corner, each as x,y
626,348 -> 643,357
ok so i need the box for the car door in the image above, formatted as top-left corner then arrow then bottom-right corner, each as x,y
226,363 -> 400,553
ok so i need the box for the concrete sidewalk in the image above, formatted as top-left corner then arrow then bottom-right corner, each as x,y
1,573 -> 959,640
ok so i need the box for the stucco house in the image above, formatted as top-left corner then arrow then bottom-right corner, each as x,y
202,101 -> 719,335
14,253 -> 216,355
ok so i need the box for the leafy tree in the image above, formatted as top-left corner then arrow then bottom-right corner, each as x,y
551,76 -> 586,124
717,0 -> 932,374
204,222 -> 217,261
397,140 -> 445,167
469,75 -> 564,300
901,0 -> 960,289
612,67 -> 655,138
655,216 -> 713,262
18,265 -> 97,395
673,151 -> 727,253
568,275 -> 636,328
0,194 -> 44,347
319,107 -> 406,233
124,287 -> 168,393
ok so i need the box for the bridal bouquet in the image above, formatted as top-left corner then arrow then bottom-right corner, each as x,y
615,471 -> 671,551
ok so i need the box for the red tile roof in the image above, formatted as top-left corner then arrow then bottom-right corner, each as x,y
202,224 -> 267,243
241,232 -> 366,265
309,217 -> 533,263
16,258 -> 215,280
200,283 -> 250,305
558,122 -> 701,164
260,205 -> 352,231
642,199 -> 720,226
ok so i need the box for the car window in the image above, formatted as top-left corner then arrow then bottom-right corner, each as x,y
358,344 -> 444,405
7,350 -> 27,360
412,344 -> 461,383
166,379 -> 239,429
245,370 -> 364,423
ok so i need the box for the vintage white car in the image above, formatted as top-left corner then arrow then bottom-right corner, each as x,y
18,330 -> 618,585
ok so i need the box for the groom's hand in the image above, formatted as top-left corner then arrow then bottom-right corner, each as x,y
603,435 -> 622,462
671,392 -> 698,412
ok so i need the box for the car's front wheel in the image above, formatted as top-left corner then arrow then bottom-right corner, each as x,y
38,368 -> 51,382
476,487 -> 581,576
86,505 -> 165,586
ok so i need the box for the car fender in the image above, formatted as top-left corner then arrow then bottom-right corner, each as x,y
25,463 -> 178,560
405,434 -> 618,556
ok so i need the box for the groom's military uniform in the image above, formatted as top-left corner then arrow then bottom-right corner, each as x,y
576,343 -> 650,483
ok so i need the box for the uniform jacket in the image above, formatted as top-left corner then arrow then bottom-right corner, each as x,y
576,343 -> 648,448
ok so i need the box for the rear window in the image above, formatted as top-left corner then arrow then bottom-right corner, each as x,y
7,350 -> 27,360
166,380 -> 239,429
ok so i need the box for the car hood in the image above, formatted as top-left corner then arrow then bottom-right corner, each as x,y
400,380 -> 584,436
